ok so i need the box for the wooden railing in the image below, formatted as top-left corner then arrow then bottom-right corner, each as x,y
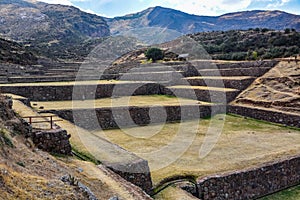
23,115 -> 62,129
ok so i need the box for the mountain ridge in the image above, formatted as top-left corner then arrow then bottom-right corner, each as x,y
107,6 -> 300,35
0,0 -> 110,60
1,1 -> 300,61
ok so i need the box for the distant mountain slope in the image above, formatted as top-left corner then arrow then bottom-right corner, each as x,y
0,38 -> 37,65
107,6 -> 300,35
0,0 -> 110,60
189,29 -> 300,60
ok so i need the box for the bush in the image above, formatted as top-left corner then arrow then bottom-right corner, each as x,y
145,47 -> 164,62
285,28 -> 291,34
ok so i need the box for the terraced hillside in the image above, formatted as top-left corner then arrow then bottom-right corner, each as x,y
189,29 -> 300,60
231,59 -> 300,127
0,38 -> 37,65
3,58 -> 300,199
233,60 -> 300,114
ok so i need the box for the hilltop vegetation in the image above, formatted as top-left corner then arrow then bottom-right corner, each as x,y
0,38 -> 37,65
190,29 -> 300,60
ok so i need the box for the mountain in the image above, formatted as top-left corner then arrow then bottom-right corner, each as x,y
1,1 -> 300,61
0,37 -> 38,65
189,29 -> 300,60
107,6 -> 300,35
0,0 -> 110,60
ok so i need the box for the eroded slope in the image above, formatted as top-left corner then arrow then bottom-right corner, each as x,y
233,60 -> 300,115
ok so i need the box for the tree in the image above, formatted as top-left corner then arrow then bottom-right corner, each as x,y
284,28 -> 291,34
252,51 -> 258,60
145,47 -> 164,62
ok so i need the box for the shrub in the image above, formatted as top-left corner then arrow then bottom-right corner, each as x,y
145,47 -> 164,62
285,28 -> 291,34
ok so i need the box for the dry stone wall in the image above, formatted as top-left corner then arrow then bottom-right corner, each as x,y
0,83 -> 162,101
189,155 -> 300,200
228,105 -> 300,128
31,129 -> 72,155
46,105 -> 226,130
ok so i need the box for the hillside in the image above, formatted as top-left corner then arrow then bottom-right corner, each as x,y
189,29 -> 300,60
0,38 -> 38,65
1,1 -> 300,61
0,0 -> 110,60
0,95 -> 152,199
232,60 -> 300,115
107,6 -> 300,35
103,29 -> 300,69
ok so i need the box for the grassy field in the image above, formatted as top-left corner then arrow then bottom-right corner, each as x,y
259,185 -> 300,200
31,95 -> 211,110
93,114 -> 300,185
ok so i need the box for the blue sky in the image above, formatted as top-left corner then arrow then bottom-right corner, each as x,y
39,0 -> 300,17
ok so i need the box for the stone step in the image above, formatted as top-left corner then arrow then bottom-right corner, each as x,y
228,104 -> 300,128
165,85 -> 240,103
0,80 -> 163,101
0,75 -> 8,82
184,76 -> 255,90
190,60 -> 278,70
37,99 -> 222,130
197,67 -> 271,77
134,65 -> 198,77
7,73 -> 119,83
119,71 -> 184,82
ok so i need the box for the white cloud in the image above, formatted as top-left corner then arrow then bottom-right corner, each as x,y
149,0 -> 252,16
266,0 -> 291,8
35,0 -> 294,17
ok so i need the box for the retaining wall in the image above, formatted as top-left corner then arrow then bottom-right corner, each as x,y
186,78 -> 255,91
0,83 -> 162,101
188,155 -> 300,200
228,105 -> 300,128
199,67 -> 272,77
30,129 -> 72,155
46,105 -> 226,130
164,87 -> 240,103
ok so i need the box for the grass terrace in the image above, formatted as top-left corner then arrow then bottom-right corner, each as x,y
92,114 -> 300,185
30,95 -> 212,110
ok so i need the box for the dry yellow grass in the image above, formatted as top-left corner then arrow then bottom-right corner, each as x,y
0,165 -> 81,200
31,95 -> 211,111
6,100 -> 151,200
154,186 -> 198,200
184,76 -> 252,80
168,85 -> 238,91
93,114 -> 300,185
233,61 -> 300,114
12,100 -> 53,129
0,80 -> 151,87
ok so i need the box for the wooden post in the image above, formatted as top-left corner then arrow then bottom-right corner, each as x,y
29,117 -> 32,125
50,116 -> 53,129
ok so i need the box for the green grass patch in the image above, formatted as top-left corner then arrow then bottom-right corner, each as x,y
0,128 -> 14,148
259,185 -> 300,200
228,113 -> 300,131
71,147 -> 101,165
16,161 -> 25,168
